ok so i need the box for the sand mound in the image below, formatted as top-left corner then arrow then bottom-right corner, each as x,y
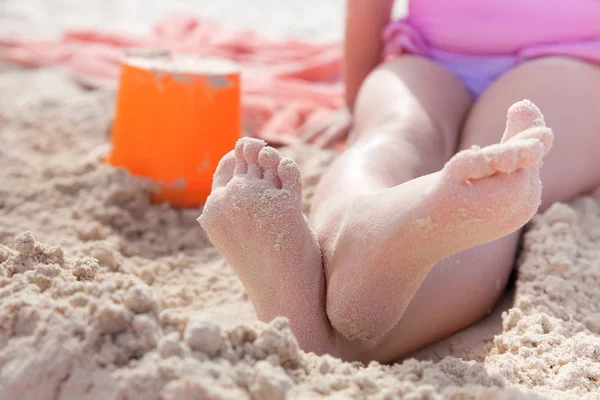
1,69 -> 599,399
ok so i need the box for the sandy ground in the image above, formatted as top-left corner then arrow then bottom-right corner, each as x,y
1,2 -> 600,399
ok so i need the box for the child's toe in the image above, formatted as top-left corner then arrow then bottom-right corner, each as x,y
258,147 -> 282,188
243,139 -> 267,179
277,158 -> 302,194
502,100 -> 545,143
234,138 -> 251,175
212,150 -> 236,190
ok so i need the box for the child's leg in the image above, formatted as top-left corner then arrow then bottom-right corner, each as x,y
199,56 -> 472,356
311,58 -> 552,345
348,57 -> 600,362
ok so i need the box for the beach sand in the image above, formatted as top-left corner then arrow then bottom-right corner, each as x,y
1,2 -> 600,399
1,67 -> 600,400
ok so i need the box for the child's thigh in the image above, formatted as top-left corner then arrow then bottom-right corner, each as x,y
352,55 -> 472,145
461,57 -> 600,210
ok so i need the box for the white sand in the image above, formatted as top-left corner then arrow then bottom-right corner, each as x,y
1,2 -> 600,399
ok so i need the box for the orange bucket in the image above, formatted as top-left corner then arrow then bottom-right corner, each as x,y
108,50 -> 241,207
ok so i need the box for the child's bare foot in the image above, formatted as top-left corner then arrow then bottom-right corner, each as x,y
198,138 -> 334,354
436,101 -> 553,244
319,100 -> 554,342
